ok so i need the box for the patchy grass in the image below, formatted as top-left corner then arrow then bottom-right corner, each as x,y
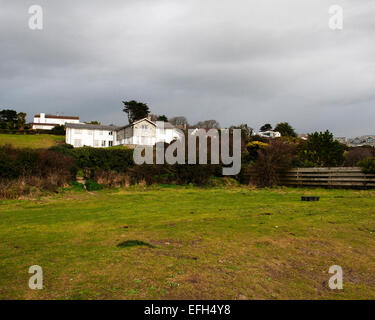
0,134 -> 64,149
0,186 -> 374,300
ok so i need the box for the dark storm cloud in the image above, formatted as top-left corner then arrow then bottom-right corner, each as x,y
0,0 -> 374,136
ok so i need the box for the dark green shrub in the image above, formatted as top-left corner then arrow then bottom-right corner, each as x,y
358,157 -> 375,174
70,181 -> 85,191
50,146 -> 134,173
296,130 -> 346,167
50,125 -> 66,135
85,179 -> 104,191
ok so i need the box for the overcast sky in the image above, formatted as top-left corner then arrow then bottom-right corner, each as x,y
1,0 -> 374,137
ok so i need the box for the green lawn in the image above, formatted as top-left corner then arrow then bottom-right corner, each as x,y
0,134 -> 64,149
0,186 -> 374,300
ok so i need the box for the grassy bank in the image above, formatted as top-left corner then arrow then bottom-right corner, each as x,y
0,134 -> 64,149
0,186 -> 374,299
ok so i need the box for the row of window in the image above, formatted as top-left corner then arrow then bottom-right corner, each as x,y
74,129 -> 113,135
73,139 -> 113,147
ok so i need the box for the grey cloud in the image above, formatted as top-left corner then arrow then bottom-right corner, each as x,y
0,0 -> 374,136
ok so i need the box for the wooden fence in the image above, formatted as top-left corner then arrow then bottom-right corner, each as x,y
280,167 -> 375,188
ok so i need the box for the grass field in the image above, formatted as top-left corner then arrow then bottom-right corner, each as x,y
0,134 -> 64,149
0,186 -> 374,300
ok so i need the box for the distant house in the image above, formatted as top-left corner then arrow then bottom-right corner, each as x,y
255,130 -> 281,138
65,117 -> 183,148
298,134 -> 309,141
334,137 -> 347,144
347,135 -> 375,147
32,113 -> 79,130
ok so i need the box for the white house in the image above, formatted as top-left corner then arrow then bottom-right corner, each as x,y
116,118 -> 182,146
32,113 -> 80,130
65,123 -> 118,148
65,117 -> 183,148
255,130 -> 281,138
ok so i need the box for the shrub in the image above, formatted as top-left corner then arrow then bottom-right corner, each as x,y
70,181 -> 85,191
50,125 -> 66,135
93,169 -> 131,187
358,157 -> 375,174
85,179 -> 104,191
297,130 -> 346,167
250,139 -> 296,187
0,145 -> 76,198
50,146 -> 134,172
344,147 -> 375,167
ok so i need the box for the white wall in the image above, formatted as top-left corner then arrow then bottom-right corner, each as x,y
156,128 -> 183,144
33,113 -> 80,129
66,127 -> 115,148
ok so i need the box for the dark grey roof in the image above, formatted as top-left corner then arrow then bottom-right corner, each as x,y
66,123 -> 119,130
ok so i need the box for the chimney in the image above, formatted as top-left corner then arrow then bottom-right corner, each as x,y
147,114 -> 151,121
40,113 -> 45,123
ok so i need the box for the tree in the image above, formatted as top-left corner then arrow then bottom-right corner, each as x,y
16,112 -> 26,129
85,121 -> 101,125
157,115 -> 168,122
0,109 -> 18,129
274,122 -> 297,137
50,125 -> 66,135
230,124 -> 253,146
260,123 -> 272,132
150,114 -> 168,122
297,130 -> 346,167
193,120 -> 220,129
122,100 -> 150,124
169,116 -> 188,127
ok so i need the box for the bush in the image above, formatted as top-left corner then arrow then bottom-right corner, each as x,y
85,179 -> 104,191
297,130 -> 346,167
70,181 -> 85,191
50,146 -> 134,172
250,139 -> 296,187
0,145 -> 76,198
0,145 -> 75,180
344,147 -> 375,167
358,157 -> 375,174
50,125 -> 66,135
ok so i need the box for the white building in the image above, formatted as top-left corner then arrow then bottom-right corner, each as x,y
65,123 -> 118,148
32,113 -> 80,130
255,130 -> 281,138
65,118 -> 183,148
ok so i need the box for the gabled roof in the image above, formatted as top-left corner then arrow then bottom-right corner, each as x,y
117,118 -> 176,130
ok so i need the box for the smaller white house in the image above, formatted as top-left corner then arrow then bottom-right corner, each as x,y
32,113 -> 80,130
65,123 -> 118,148
255,130 -> 281,138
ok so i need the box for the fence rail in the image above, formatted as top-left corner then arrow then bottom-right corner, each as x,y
280,167 -> 375,188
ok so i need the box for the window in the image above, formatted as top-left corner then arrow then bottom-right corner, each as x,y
99,130 -> 103,135
141,125 -> 148,130
94,140 -> 99,147
109,131 -> 113,135
109,141 -> 113,147
74,139 -> 82,147
74,129 -> 81,134
101,141 -> 106,147
88,130 -> 93,135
